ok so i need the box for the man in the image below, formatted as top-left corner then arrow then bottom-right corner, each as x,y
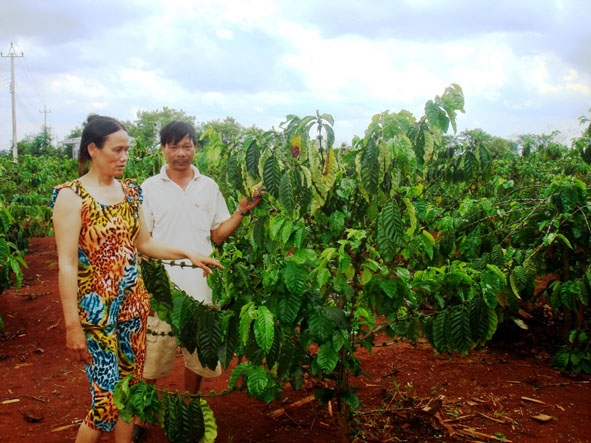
132,120 -> 261,442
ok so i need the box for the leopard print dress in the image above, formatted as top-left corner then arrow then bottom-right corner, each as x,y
51,179 -> 150,432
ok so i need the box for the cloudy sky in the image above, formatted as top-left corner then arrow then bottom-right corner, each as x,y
0,0 -> 589,151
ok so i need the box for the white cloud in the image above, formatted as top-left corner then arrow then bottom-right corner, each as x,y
0,0 -> 589,150
216,29 -> 234,40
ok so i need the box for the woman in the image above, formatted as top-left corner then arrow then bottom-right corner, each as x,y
51,114 -> 222,443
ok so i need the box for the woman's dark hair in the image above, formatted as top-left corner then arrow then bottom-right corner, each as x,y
160,120 -> 197,146
78,114 -> 126,173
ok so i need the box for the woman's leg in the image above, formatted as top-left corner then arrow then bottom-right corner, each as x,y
75,422 -> 102,443
118,316 -> 147,442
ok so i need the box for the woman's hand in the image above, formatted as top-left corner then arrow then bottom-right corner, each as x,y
187,252 -> 224,276
65,324 -> 91,364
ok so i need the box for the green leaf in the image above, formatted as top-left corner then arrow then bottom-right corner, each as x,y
450,304 -> 473,354
328,211 -> 345,236
218,312 -> 239,368
200,398 -> 218,443
443,83 -> 465,110
244,137 -> 260,178
425,100 -> 449,133
290,247 -> 316,265
480,268 -> 502,309
440,83 -> 465,132
509,266 -> 527,299
463,151 -> 477,180
433,310 -> 451,353
283,261 -> 307,295
317,267 -> 330,288
358,138 -> 380,197
577,278 -> 589,306
141,259 -> 173,310
263,155 -> 282,198
254,306 -> 275,353
555,233 -> 574,250
228,362 -> 250,390
341,391 -> 360,410
197,306 -> 223,370
269,216 -> 286,240
316,341 -> 338,372
490,244 -> 505,267
253,215 -> 267,250
277,290 -> 302,325
377,278 -> 404,310
406,318 -> 420,342
422,129 -> 434,162
379,199 -> 403,242
560,281 -> 579,311
376,199 -> 404,260
187,398 -> 205,442
239,302 -> 256,345
279,171 -> 294,214
324,124 -> 335,148
551,348 -> 571,370
113,375 -> 133,420
281,219 -> 294,245
319,148 -> 338,196
162,393 -> 186,443
246,364 -> 270,398
470,296 -> 498,343
360,264 -> 373,286
308,309 -> 335,343
173,292 -> 198,353
226,155 -> 245,194
420,231 -> 434,260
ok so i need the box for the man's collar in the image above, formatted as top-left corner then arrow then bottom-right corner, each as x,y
159,164 -> 201,181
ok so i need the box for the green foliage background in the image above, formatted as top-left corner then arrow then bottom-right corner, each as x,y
1,93 -> 590,440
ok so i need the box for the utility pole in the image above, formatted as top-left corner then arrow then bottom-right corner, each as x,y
39,104 -> 51,137
1,42 -> 24,161
39,105 -> 52,152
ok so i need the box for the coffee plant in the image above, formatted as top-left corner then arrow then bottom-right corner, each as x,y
0,154 -> 77,330
1,92 -> 589,441
115,88 -> 591,441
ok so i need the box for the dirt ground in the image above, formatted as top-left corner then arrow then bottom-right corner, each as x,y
1,237 -> 590,442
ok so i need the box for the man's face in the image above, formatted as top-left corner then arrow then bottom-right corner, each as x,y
162,134 -> 195,172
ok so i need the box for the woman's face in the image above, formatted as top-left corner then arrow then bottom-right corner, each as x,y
90,129 -> 130,177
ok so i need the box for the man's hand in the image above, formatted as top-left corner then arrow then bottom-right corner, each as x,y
237,195 -> 263,215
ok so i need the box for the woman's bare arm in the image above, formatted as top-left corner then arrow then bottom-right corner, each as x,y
52,188 -> 91,363
135,207 -> 223,275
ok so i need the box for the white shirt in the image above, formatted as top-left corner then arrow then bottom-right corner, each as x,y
141,165 -> 231,304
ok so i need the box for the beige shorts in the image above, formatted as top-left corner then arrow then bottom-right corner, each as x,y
143,315 -> 222,380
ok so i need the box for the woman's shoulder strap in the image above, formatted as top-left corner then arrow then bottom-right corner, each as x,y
50,180 -> 85,208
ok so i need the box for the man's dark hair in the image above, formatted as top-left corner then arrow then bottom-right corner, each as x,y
160,120 -> 197,146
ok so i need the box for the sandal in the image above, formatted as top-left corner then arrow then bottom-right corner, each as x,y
132,424 -> 148,443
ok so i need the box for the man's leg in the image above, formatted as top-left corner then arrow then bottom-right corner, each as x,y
133,314 -> 177,442
185,367 -> 203,394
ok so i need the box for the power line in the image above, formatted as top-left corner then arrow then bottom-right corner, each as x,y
0,37 -> 50,144
12,41 -> 47,109
16,94 -> 38,126
10,42 -> 46,129
22,59 -> 44,100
